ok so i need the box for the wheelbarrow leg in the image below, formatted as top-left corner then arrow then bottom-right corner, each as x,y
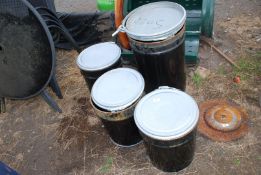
41,90 -> 62,113
0,97 -> 6,113
50,75 -> 63,99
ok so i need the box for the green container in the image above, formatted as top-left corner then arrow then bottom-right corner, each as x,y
97,0 -> 115,11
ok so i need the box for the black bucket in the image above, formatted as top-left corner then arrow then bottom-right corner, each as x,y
76,42 -> 121,90
113,2 -> 187,93
91,99 -> 142,146
141,128 -> 197,172
91,68 -> 145,147
130,26 -> 186,93
79,61 -> 121,90
134,87 -> 199,172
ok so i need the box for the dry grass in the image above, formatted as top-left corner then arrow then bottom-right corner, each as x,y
57,97 -> 96,151
218,15 -> 261,50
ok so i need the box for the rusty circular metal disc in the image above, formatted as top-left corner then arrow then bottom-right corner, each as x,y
198,99 -> 248,142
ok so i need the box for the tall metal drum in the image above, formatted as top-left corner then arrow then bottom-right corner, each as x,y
115,2 -> 186,92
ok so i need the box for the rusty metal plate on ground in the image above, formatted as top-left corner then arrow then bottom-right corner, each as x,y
198,99 -> 248,142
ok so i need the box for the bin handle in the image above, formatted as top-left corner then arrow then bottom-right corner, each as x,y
159,86 -> 171,89
112,25 -> 126,37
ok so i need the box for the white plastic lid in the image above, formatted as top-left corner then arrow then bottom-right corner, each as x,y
134,87 -> 199,140
91,68 -> 145,112
76,42 -> 121,71
114,2 -> 186,41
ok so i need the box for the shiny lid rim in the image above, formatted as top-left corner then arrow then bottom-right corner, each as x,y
91,68 -> 145,112
76,42 -> 121,72
134,87 -> 199,140
121,2 -> 186,41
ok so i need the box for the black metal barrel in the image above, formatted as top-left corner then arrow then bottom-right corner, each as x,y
91,68 -> 145,147
141,128 -> 197,172
129,26 -> 186,92
134,87 -> 199,172
114,2 -> 187,93
79,60 -> 121,90
101,118 -> 142,146
91,99 -> 142,146
77,42 -> 122,90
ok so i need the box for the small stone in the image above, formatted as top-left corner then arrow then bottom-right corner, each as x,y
213,39 -> 223,47
15,118 -> 24,123
256,38 -> 261,43
13,131 -> 22,139
259,94 -> 261,108
227,17 -> 231,21
199,52 -> 208,60
246,34 -> 252,38
189,71 -> 195,78
195,67 -> 211,79
88,116 -> 99,126
0,138 -> 3,145
237,28 -> 243,35
16,153 -> 24,162
57,115 -> 64,119
223,49 -> 229,54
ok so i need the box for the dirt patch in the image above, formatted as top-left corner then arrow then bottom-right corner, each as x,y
57,97 -> 98,150
218,15 -> 261,50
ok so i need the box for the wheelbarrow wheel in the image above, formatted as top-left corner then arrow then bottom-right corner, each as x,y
201,0 -> 215,38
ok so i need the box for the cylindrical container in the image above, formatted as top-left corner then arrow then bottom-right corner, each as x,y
91,68 -> 145,147
114,2 -> 186,93
97,0 -> 115,11
134,87 -> 199,172
76,42 -> 121,90
130,27 -> 186,92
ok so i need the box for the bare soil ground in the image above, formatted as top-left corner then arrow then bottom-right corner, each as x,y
0,0 -> 260,174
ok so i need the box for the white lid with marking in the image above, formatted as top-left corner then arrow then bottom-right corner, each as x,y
113,2 -> 186,41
